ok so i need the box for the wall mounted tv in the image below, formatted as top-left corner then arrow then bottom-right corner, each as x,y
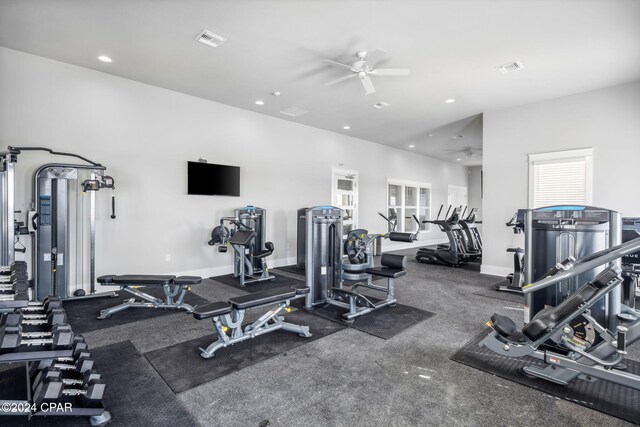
187,161 -> 240,197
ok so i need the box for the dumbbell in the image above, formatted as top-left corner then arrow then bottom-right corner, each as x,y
0,262 -> 28,275
29,336 -> 89,374
32,366 -> 102,393
0,323 -> 74,349
30,352 -> 94,377
3,308 -> 67,326
33,377 -> 105,407
22,296 -> 63,313
0,279 -> 29,292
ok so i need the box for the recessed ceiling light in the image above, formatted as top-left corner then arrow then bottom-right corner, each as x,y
255,100 -> 265,106
372,101 -> 390,109
445,98 -> 456,104
98,55 -> 112,63
427,133 -> 434,137
195,30 -> 227,48
272,91 -> 281,97
456,158 -> 461,161
451,134 -> 464,139
343,125 -> 351,130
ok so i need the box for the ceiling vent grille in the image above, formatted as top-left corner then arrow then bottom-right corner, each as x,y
195,30 -> 227,48
280,106 -> 309,117
497,61 -> 524,74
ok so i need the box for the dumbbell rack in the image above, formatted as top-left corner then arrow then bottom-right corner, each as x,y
0,261 -> 29,311
0,268 -> 111,425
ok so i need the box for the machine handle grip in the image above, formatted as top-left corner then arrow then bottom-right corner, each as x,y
31,213 -> 39,230
617,326 -> 628,354
436,205 -> 443,220
111,195 -> 116,219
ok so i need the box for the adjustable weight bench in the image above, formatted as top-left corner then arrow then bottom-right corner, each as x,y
97,275 -> 202,319
193,286 -> 312,359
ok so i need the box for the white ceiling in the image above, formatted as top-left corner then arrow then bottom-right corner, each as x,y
1,0 -> 639,166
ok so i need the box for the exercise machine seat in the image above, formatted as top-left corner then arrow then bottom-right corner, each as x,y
253,242 -> 274,259
192,302 -> 233,320
174,276 -> 202,285
365,254 -> 407,278
229,287 -> 298,310
97,274 -> 176,286
507,247 -> 524,254
522,267 -> 618,341
228,230 -> 256,246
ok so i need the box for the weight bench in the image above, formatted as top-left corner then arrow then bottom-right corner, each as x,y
193,286 -> 312,359
97,275 -> 202,319
330,253 -> 407,321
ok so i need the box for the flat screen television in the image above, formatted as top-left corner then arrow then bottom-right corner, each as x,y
187,161 -> 240,196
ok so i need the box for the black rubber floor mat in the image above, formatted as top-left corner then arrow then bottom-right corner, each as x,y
298,300 -> 435,340
144,310 -> 346,393
273,265 -> 305,276
210,273 -> 304,293
450,330 -> 640,424
473,281 -> 524,304
62,287 -> 210,334
0,341 -> 197,426
274,265 -> 385,283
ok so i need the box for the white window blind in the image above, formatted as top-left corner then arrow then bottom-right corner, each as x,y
528,149 -> 593,209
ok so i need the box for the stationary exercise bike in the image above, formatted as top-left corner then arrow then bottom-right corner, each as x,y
496,210 -> 527,294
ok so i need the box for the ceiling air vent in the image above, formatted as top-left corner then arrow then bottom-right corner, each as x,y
497,61 -> 524,74
280,106 -> 309,117
195,30 -> 227,48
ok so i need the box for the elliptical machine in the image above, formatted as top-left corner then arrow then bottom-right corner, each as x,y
416,205 -> 472,266
208,206 -> 275,287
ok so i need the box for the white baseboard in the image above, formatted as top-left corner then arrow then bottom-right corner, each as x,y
480,265 -> 512,277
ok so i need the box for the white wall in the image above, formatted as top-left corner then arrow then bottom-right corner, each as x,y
0,47 -> 468,281
482,81 -> 640,276
467,166 -> 482,220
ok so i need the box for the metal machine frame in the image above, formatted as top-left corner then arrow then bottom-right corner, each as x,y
481,236 -> 640,390
0,146 -> 116,301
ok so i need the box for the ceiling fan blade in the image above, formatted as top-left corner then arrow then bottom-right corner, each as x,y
365,49 -> 387,67
360,75 -> 376,95
371,68 -> 411,76
323,59 -> 353,70
324,73 -> 356,87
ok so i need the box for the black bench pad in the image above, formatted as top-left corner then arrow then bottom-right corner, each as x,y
229,287 -> 297,310
193,302 -> 232,320
365,267 -> 406,279
97,275 -> 176,286
174,276 -> 202,285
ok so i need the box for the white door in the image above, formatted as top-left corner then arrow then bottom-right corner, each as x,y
447,185 -> 468,218
332,169 -> 358,237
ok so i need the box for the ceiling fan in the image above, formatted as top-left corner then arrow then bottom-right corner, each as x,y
323,49 -> 410,95
446,147 -> 483,160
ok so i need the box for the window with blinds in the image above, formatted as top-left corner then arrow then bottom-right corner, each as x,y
528,149 -> 593,209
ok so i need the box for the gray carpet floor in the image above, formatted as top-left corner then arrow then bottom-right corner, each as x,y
75,248 -> 637,427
